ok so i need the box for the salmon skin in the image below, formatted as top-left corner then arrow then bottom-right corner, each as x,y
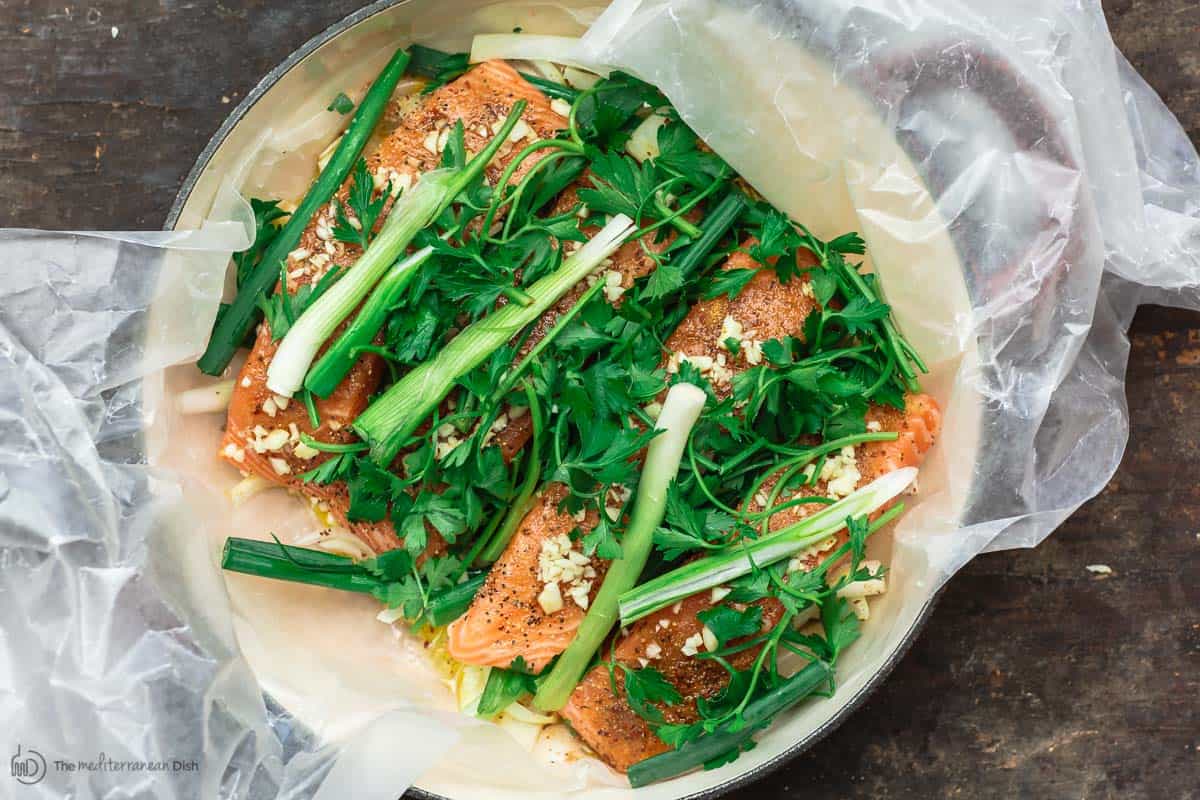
219,61 -> 569,554
447,243 -> 821,670
560,394 -> 942,772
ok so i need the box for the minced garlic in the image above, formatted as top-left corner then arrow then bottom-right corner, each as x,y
667,351 -> 734,387
604,483 -> 632,522
681,632 -> 705,657
434,422 -> 463,460
836,560 -> 886,599
720,315 -> 765,365
602,270 -> 625,303
537,533 -> 597,613
537,581 -> 564,614
820,445 -> 861,498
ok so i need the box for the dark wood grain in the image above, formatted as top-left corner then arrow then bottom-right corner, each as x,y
1,1 -> 1197,798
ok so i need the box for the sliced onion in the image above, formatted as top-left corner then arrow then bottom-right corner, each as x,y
502,701 -> 556,725
469,34 -> 610,75
563,65 -> 601,91
495,712 -> 545,752
626,113 -> 668,162
376,606 -> 406,625
457,666 -> 490,715
229,474 -> 275,506
317,135 -> 344,172
177,379 -> 235,414
317,532 -> 374,561
529,60 -> 565,84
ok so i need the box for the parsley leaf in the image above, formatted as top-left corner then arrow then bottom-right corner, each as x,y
407,45 -> 470,93
397,490 -> 467,557
696,604 -> 763,649
234,199 -> 288,286
655,122 -> 728,181
827,231 -> 866,256
347,460 -> 399,522
748,208 -> 804,276
258,265 -> 342,341
820,595 -> 861,660
362,548 -> 413,582
652,481 -> 736,559
620,663 -> 681,724
574,71 -> 666,147
333,159 -> 388,250
577,148 -> 662,221
642,262 -> 685,300
656,721 -> 704,749
298,452 -> 356,485
703,267 -> 757,300
582,514 -> 623,559
372,578 -> 425,619
808,268 -> 838,306
326,92 -> 355,114
824,295 -> 892,336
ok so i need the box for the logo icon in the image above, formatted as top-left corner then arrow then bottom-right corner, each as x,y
10,745 -> 47,785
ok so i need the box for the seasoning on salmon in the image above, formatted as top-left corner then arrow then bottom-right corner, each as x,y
219,60 -> 569,554
447,484 -> 612,671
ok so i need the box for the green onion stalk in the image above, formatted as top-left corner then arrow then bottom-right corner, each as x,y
616,466 -> 917,625
532,382 -> 708,712
266,101 -> 530,397
672,191 -> 748,278
518,72 -> 581,102
304,245 -> 435,397
353,212 -> 637,465
220,537 -> 486,626
627,659 -> 833,787
197,47 -> 411,376
477,384 -> 547,564
221,537 -> 381,592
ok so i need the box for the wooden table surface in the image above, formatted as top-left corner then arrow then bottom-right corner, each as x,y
1,1 -> 1197,798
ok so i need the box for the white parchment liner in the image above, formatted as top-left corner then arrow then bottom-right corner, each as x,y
3,1 -> 1198,798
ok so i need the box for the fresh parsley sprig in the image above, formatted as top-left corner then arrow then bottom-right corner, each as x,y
332,159 -> 390,250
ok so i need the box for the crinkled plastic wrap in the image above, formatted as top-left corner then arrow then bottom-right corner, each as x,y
3,0 -> 1199,798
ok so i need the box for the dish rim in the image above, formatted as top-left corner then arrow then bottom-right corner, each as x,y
163,2 -> 951,797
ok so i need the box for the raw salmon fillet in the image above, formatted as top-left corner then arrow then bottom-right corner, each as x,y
448,244 -> 820,669
446,484 -> 613,672
219,61 -> 569,554
661,245 -> 821,398
561,394 -> 942,772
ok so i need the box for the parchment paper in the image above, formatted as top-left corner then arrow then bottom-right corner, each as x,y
2,0 -> 1198,798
